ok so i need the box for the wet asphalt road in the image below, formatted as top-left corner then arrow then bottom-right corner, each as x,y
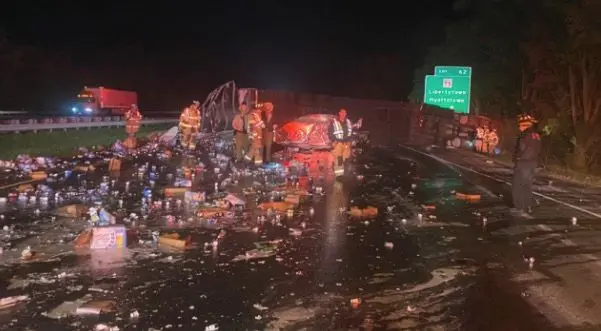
0,138 -> 594,330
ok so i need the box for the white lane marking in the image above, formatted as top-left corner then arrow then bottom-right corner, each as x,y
404,146 -> 601,220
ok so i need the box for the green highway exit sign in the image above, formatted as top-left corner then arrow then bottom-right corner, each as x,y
423,66 -> 472,114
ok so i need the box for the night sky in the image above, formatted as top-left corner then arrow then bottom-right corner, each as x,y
1,1 -> 454,110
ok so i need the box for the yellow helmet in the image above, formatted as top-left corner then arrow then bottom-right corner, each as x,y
517,113 -> 537,124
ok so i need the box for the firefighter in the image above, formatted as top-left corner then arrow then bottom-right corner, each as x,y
329,109 -> 362,177
244,106 -> 265,165
486,127 -> 500,155
481,126 -> 491,154
124,104 -> 142,149
125,104 -> 142,135
474,125 -> 485,153
179,100 -> 201,151
511,113 -> 542,218
261,102 -> 275,163
232,103 -> 249,162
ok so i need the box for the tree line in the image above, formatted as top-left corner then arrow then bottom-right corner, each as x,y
410,0 -> 601,171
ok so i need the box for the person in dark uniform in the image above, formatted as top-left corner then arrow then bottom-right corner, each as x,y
261,102 -> 275,163
511,113 -> 542,219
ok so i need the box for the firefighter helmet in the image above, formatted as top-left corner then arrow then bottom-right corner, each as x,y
517,113 -> 537,124
192,100 -> 200,107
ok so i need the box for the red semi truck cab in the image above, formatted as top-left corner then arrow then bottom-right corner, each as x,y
72,86 -> 138,115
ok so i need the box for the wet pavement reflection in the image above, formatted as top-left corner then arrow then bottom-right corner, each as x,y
0,137 -> 559,331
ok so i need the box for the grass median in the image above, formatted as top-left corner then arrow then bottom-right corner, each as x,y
495,152 -> 601,187
0,123 -> 174,159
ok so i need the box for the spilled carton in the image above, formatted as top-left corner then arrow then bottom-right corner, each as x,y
197,207 -> 231,218
258,201 -> 294,212
54,204 -> 88,218
284,194 -> 301,206
455,192 -> 481,202
75,164 -> 95,172
348,206 -> 379,219
30,171 -> 47,181
73,229 -> 93,249
159,233 -> 191,250
108,158 -> 121,172
164,187 -> 190,197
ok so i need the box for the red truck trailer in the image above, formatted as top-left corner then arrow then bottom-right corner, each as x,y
72,86 -> 138,115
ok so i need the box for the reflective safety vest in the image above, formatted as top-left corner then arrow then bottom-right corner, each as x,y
476,127 -> 485,139
344,118 -> 353,138
332,120 -> 344,140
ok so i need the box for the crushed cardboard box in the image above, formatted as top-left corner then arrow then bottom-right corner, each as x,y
455,192 -> 481,202
159,233 -> 191,249
55,204 -> 88,218
348,206 -> 378,218
108,158 -> 121,172
258,201 -> 294,212
164,187 -> 190,197
30,171 -> 47,180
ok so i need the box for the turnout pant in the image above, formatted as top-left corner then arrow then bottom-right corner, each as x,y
263,131 -> 274,163
474,139 -> 483,153
332,142 -> 346,176
234,131 -> 249,161
180,127 -> 197,151
512,162 -> 537,211
245,139 -> 263,165
342,142 -> 351,161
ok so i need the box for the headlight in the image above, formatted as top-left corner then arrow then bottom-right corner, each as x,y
85,107 -> 92,112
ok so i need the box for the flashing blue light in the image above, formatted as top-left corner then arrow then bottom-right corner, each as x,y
71,107 -> 77,112
494,147 -> 501,155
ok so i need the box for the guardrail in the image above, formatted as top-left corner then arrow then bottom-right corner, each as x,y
0,110 -> 181,120
0,118 -> 178,133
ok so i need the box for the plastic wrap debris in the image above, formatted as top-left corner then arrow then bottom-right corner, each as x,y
197,207 -> 232,219
98,207 -> 115,224
75,300 -> 116,315
159,233 -> 191,250
185,191 -> 206,206
224,194 -> 245,207
232,240 -> 283,262
174,178 -> 192,187
159,126 -> 179,146
0,295 -> 29,309
43,295 -> 92,319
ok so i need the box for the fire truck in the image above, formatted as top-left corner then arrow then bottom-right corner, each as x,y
71,87 -> 137,116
